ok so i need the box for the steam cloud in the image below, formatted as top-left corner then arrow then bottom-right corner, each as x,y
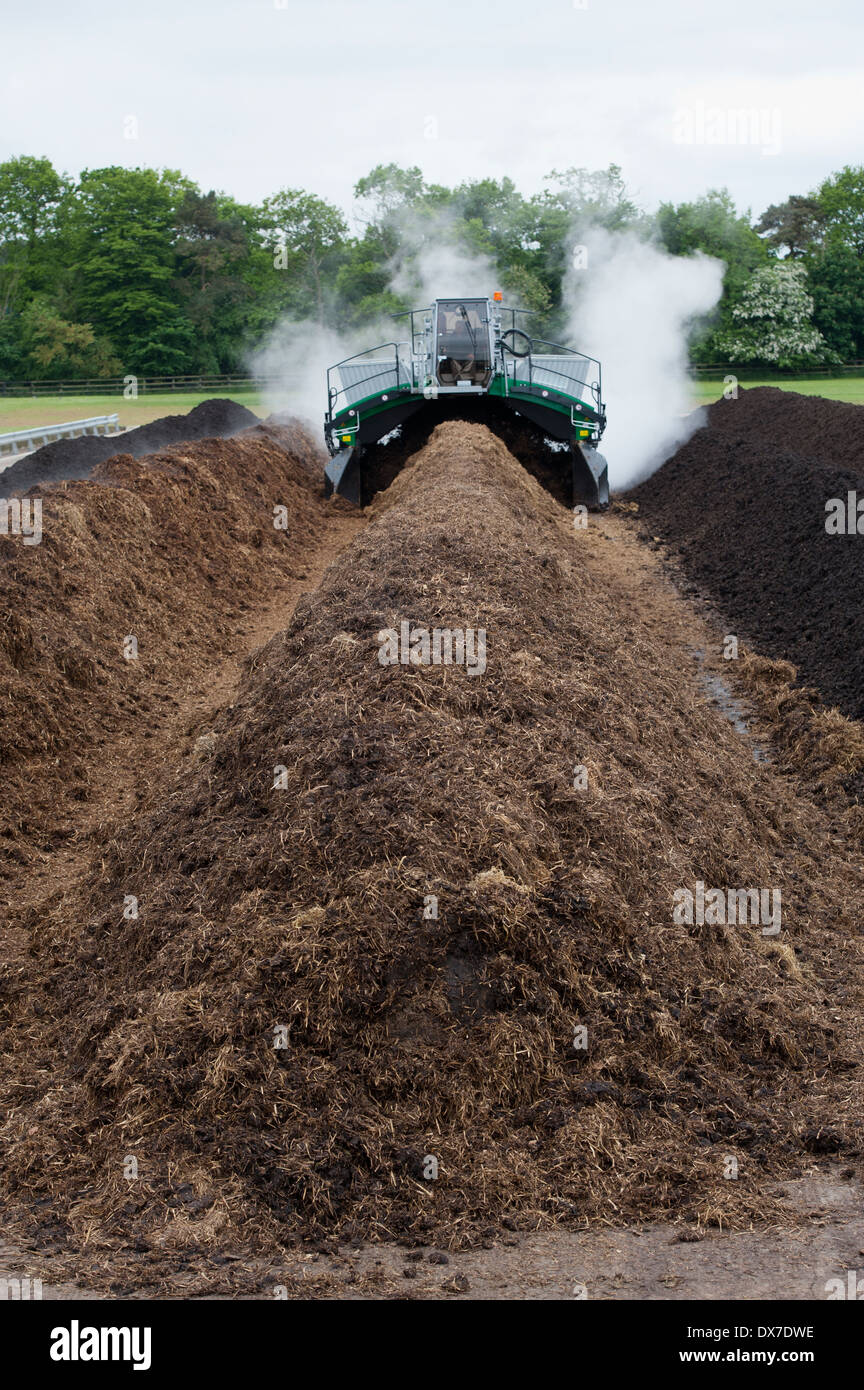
250,320 -> 364,428
389,223 -> 497,306
564,230 -> 724,488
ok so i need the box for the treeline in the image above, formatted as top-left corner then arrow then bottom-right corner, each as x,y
1,156 -> 863,380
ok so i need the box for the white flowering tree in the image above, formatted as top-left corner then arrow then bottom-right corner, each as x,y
716,262 -> 836,366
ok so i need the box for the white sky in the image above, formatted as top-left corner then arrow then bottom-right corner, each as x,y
2,0 -> 863,222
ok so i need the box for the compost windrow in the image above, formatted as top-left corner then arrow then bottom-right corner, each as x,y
0,420 -> 328,898
1,422 -> 861,1287
631,387 -> 864,722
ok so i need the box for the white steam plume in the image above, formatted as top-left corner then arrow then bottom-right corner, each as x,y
249,210 -> 499,427
390,228 -> 497,306
248,320 -> 369,427
564,229 -> 724,489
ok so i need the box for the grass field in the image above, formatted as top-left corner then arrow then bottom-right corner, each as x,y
2,378 -> 864,438
689,377 -> 864,406
0,391 -> 276,433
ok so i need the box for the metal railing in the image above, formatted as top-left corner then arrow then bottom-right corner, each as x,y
506,338 -> 603,409
326,343 -> 412,420
0,414 -> 122,457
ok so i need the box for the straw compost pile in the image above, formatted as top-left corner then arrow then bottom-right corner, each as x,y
0,422 -> 861,1290
0,421 -> 327,902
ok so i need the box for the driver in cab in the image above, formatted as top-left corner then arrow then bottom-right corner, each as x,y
438,303 -> 481,382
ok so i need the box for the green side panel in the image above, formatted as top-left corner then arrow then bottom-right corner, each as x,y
487,373 -> 597,418
333,378 -> 599,431
333,387 -> 416,430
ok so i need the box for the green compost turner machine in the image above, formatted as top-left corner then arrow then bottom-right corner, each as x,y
324,295 -> 609,508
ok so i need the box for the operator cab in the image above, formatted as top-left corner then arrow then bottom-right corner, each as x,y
435,298 -> 492,387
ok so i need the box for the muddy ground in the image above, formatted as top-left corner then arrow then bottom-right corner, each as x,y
1,1171 -> 861,1300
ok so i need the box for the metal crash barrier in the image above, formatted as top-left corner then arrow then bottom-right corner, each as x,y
0,414 -> 123,458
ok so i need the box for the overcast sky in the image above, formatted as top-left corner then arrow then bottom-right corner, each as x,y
3,0 -> 862,222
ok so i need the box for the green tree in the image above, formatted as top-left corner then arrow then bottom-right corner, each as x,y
752,166 -> 864,362
173,190 -> 254,370
526,165 -> 644,329
259,189 -> 348,325
805,242 -> 864,360
0,155 -> 72,321
452,178 -> 552,315
334,166 -> 436,325
542,164 -> 641,232
339,165 -> 564,326
68,166 -> 196,373
813,165 -> 864,257
18,297 -> 120,378
8,153 -> 864,381
0,155 -> 70,248
754,195 -> 824,257
715,262 -> 834,367
656,190 -> 769,360
353,164 -> 429,223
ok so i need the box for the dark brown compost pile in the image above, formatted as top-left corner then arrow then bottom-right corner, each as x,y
707,384 -> 864,471
630,388 -> 864,721
1,397 -> 260,492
